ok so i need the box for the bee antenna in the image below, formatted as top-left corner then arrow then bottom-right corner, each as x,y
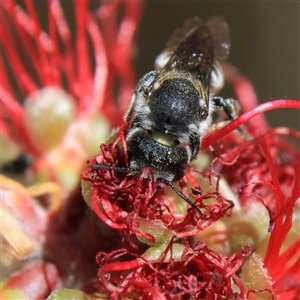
87,164 -> 203,217
87,164 -> 134,173
157,178 -> 203,217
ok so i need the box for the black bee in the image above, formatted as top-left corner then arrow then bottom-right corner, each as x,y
90,17 -> 239,216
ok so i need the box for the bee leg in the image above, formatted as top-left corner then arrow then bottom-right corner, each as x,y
210,96 -> 249,137
136,71 -> 158,94
210,96 -> 240,120
190,131 -> 200,159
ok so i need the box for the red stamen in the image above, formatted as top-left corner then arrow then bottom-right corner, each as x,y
91,186 -> 127,230
4,1 -> 42,84
263,152 -> 299,267
222,62 -> 269,133
0,87 -> 38,154
86,16 -> 108,113
75,0 -> 92,113
49,0 -> 76,95
47,0 -> 60,86
202,99 -> 300,149
0,22 -> 37,94
112,1 -> 144,113
24,0 -> 53,86
100,258 -> 144,274
96,242 -> 251,298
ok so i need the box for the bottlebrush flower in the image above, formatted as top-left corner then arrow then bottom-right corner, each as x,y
1,1 -> 299,300
1,0 -> 143,298
82,66 -> 300,299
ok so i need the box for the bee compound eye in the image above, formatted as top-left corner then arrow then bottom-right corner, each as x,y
200,109 -> 208,119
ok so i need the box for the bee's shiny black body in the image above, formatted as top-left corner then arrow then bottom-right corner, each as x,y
125,17 -> 231,182
90,17 -> 238,216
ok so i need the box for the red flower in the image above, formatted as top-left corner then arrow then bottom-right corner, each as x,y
1,0 -> 143,298
1,0 -> 142,197
1,1 -> 299,299
96,242 -> 251,300
81,122 -> 234,242
82,61 -> 300,298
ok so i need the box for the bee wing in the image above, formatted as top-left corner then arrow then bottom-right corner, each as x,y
206,17 -> 231,61
155,17 -> 206,71
167,17 -> 206,50
155,17 -> 230,99
155,17 -> 230,72
154,17 -> 214,108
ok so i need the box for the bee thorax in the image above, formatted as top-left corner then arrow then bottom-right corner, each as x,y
148,78 -> 204,135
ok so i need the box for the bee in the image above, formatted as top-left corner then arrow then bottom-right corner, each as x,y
89,17 -> 240,216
